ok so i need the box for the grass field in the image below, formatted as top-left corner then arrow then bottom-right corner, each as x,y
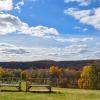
0,83 -> 100,100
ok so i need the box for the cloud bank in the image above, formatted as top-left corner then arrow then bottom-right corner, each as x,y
0,13 -> 59,37
64,7 -> 100,30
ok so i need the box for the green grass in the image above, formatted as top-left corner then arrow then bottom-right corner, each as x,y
0,82 -> 100,100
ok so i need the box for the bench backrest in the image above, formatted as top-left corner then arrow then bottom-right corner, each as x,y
0,77 -> 21,84
27,78 -> 50,85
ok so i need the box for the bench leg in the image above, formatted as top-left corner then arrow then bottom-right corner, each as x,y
16,86 -> 21,91
19,86 -> 21,91
49,87 -> 51,92
26,84 -> 30,92
0,86 -> 1,92
26,86 -> 31,92
26,86 -> 28,92
26,82 -> 28,92
19,82 -> 21,91
47,86 -> 51,93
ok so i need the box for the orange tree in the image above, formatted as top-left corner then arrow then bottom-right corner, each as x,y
21,70 -> 32,80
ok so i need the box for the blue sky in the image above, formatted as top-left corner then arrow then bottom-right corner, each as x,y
0,0 -> 100,61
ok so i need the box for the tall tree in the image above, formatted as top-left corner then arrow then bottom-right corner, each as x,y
78,64 -> 100,89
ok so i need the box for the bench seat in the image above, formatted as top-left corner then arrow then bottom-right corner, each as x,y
29,84 -> 50,87
26,84 -> 51,92
0,77 -> 21,91
0,84 -> 20,87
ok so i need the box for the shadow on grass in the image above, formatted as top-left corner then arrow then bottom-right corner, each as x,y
0,90 -> 22,92
0,90 -> 62,94
28,91 -> 62,94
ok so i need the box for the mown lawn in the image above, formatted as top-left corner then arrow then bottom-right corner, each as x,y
0,83 -> 100,100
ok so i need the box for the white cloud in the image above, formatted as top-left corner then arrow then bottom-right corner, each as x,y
0,13 -> 59,37
64,0 -> 91,6
55,37 -> 94,43
0,0 -> 13,11
0,43 -> 16,49
0,41 -> 100,61
0,0 -> 39,12
0,43 -> 29,55
64,7 -> 100,30
14,0 -> 24,13
21,25 -> 59,37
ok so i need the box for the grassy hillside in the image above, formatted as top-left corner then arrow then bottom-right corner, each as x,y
0,87 -> 100,100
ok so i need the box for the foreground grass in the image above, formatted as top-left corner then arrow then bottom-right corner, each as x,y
0,88 -> 100,100
0,83 -> 100,100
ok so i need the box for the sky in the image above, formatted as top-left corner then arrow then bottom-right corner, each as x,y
0,0 -> 100,61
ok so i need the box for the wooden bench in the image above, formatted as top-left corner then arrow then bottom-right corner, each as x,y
0,77 -> 21,91
26,78 -> 52,92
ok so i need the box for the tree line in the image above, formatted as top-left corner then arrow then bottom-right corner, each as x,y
0,63 -> 100,90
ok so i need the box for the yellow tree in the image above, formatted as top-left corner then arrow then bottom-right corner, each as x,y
81,65 -> 93,77
0,67 -> 5,77
49,66 -> 64,77
58,68 -> 64,77
49,66 -> 58,74
49,66 -> 64,86
78,65 -> 93,89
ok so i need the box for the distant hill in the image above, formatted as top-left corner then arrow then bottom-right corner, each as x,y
0,60 -> 100,69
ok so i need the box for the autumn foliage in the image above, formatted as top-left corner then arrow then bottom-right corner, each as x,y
78,64 -> 100,89
21,70 -> 32,80
0,62 -> 99,89
0,67 -> 6,77
49,66 -> 64,78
